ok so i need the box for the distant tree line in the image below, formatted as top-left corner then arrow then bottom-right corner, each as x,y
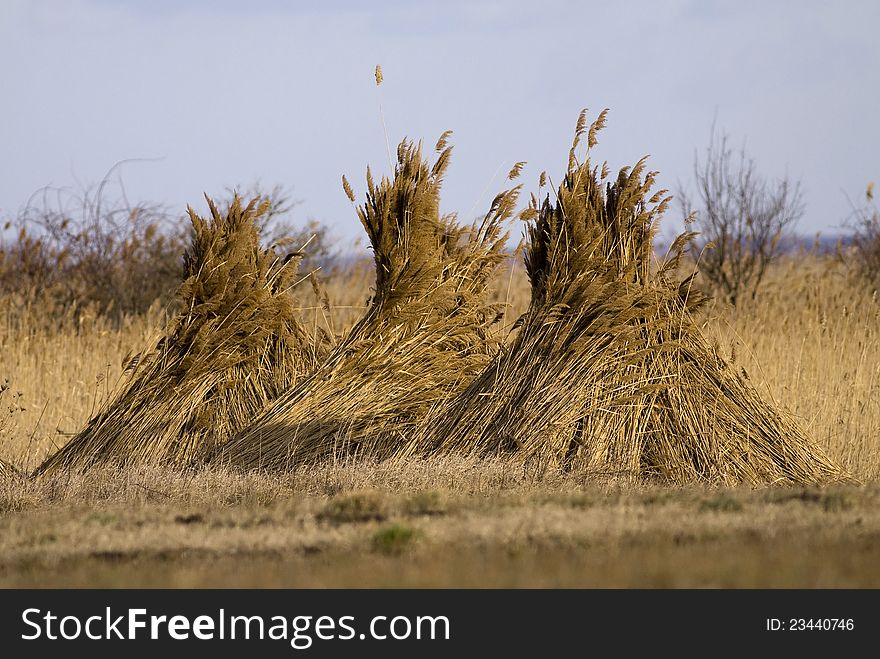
3,144 -> 877,323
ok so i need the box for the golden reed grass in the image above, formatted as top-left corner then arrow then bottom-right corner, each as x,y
35,195 -> 323,474
209,137 -> 516,470
1,112 -> 866,486
403,110 -> 844,485
0,457 -> 18,478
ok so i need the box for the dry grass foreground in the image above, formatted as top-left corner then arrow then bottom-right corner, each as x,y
0,460 -> 877,587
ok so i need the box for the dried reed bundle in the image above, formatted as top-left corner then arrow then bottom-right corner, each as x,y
410,111 -> 844,486
35,195 -> 321,474
210,137 -> 515,470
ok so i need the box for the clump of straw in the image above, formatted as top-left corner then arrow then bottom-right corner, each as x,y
210,137 -> 516,470
410,110 -> 844,486
36,195 -> 322,474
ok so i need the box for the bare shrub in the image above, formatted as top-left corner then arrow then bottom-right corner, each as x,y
0,173 -> 336,324
846,182 -> 880,291
0,164 -> 185,320
678,126 -> 804,305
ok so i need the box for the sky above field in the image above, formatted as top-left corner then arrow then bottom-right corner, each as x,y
1,0 -> 877,248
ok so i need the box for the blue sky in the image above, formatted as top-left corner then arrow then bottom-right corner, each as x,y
1,0 -> 877,247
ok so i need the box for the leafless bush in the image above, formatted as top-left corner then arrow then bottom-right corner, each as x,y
846,183 -> 880,291
0,173 -> 337,322
0,164 -> 185,320
679,127 -> 804,305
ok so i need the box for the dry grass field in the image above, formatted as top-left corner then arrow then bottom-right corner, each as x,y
1,251 -> 879,587
2,119 -> 878,587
